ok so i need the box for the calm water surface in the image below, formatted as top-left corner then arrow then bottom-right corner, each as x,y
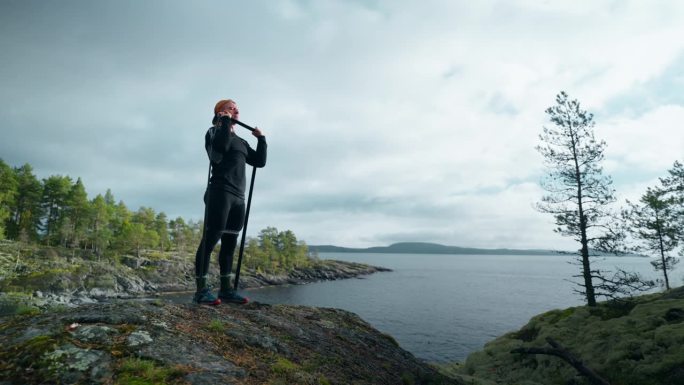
166,253 -> 682,363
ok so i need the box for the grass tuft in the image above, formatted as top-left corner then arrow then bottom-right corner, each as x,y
207,319 -> 225,333
116,357 -> 186,385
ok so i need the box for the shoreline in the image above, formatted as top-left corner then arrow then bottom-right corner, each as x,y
0,259 -> 392,316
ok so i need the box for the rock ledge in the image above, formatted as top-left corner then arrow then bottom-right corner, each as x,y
0,300 -> 461,385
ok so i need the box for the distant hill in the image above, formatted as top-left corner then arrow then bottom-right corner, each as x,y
309,242 -> 566,256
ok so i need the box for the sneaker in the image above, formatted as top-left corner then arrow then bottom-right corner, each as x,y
218,289 -> 249,304
193,288 -> 221,305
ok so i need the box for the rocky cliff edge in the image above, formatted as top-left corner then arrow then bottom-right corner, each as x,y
0,300 -> 463,385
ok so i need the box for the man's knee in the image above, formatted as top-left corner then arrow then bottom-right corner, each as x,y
221,232 -> 239,244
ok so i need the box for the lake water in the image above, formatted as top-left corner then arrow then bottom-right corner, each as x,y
168,252 -> 683,363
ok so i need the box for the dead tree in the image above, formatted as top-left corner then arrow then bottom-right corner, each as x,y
512,337 -> 611,385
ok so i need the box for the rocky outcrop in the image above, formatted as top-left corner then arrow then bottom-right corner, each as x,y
459,287 -> 684,385
0,238 -> 391,313
237,260 -> 391,288
0,300 -> 462,385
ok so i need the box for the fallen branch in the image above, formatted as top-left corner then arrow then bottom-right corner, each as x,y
511,337 -> 611,385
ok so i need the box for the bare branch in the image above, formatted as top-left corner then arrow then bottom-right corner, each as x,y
511,337 -> 611,385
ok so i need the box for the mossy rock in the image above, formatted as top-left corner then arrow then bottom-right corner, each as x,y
0,292 -> 41,316
84,273 -> 117,290
461,292 -> 684,385
3,266 -> 83,293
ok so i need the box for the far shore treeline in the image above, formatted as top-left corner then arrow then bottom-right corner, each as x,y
0,160 -> 312,272
308,242 -> 566,255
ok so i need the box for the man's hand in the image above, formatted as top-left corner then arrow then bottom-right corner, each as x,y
217,111 -> 232,119
252,127 -> 264,137
217,111 -> 234,131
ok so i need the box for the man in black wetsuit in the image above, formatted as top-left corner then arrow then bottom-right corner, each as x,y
194,99 -> 267,305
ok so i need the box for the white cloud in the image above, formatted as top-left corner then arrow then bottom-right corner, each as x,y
1,0 -> 683,249
603,105 -> 684,172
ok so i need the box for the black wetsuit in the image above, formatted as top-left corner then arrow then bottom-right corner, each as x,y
195,122 -> 267,279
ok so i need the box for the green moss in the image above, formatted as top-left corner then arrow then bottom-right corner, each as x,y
206,319 -> 225,333
149,298 -> 165,307
7,268 -> 80,293
0,334 -> 62,383
432,361 -> 498,385
588,300 -> 637,320
26,267 -> 75,278
116,357 -> 186,385
539,307 -> 576,324
146,251 -> 168,261
84,273 -> 117,289
47,304 -> 71,313
400,372 -> 415,385
511,325 -> 539,342
16,305 -> 41,315
272,357 -> 298,374
462,292 -> 684,385
25,335 -> 57,352
117,324 -> 138,335
0,292 -> 44,316
431,361 -> 463,378
303,351 -> 345,371
270,356 -> 321,384
381,331 -> 400,347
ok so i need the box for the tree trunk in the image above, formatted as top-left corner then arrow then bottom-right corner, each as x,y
512,337 -> 611,385
655,210 -> 671,290
580,236 -> 596,306
570,120 -> 596,307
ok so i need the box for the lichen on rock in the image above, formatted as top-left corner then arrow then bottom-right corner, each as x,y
1,300 -> 460,384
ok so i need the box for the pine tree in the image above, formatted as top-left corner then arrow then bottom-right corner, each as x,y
119,221 -> 146,258
133,207 -> 156,230
104,189 -> 116,206
131,206 -> 159,251
8,164 -> 43,241
110,201 -> 132,252
64,178 -> 90,248
169,216 -> 196,253
185,220 -> 202,254
536,91 -> 629,306
660,161 -> 683,243
624,187 -> 679,290
155,212 -> 169,251
89,194 -> 112,257
0,159 -> 17,239
169,217 -> 187,251
244,237 -> 266,270
258,227 -> 279,270
41,175 -> 73,246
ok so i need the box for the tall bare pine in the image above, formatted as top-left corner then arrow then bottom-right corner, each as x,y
536,92 -> 623,306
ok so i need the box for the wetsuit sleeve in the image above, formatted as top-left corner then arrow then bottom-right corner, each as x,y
205,125 -> 234,164
246,136 -> 267,168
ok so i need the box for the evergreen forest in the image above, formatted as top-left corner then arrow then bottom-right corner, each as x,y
0,159 -> 312,273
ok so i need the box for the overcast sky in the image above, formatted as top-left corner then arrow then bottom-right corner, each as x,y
1,0 -> 683,250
